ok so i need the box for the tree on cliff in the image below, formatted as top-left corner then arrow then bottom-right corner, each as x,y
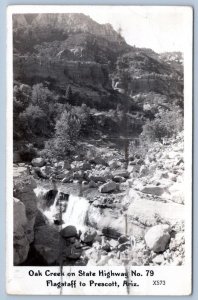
65,85 -> 73,104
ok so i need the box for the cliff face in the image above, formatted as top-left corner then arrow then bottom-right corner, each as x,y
13,13 -> 183,111
14,55 -> 110,88
112,50 -> 183,100
13,13 -> 125,44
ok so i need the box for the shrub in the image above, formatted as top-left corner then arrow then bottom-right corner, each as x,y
19,104 -> 50,138
18,144 -> 37,162
141,107 -> 183,142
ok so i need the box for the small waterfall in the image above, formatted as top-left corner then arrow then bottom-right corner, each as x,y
42,191 -> 60,222
34,186 -> 89,230
62,195 -> 90,230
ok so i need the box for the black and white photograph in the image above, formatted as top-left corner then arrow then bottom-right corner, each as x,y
7,5 -> 192,295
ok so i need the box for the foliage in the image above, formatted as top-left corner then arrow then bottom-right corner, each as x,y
141,106 -> 183,142
18,143 -> 37,162
19,104 -> 50,138
45,108 -> 81,158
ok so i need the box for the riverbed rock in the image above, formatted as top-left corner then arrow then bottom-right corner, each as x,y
13,168 -> 37,243
31,157 -> 45,167
99,181 -> 117,193
152,254 -> 164,265
112,170 -> 129,178
64,243 -> 83,260
145,224 -> 170,253
60,225 -> 78,238
139,165 -> 149,177
90,156 -> 107,166
89,175 -> 106,183
34,209 -> 48,227
61,170 -> 72,183
113,176 -> 126,183
108,160 -> 119,169
141,185 -> 165,196
89,180 -> 97,188
82,162 -> 92,171
101,242 -> 111,252
118,235 -> 129,244
80,228 -> 97,244
118,242 -> 131,252
40,166 -> 54,177
33,225 -> 60,264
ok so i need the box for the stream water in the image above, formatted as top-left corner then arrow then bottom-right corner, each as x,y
34,185 -> 90,230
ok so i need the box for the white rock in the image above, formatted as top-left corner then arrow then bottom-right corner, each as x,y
152,254 -> 164,264
31,157 -> 45,167
145,224 -> 170,253
99,181 -> 117,193
141,185 -> 165,196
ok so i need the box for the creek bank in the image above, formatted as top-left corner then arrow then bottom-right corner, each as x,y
13,132 -> 185,266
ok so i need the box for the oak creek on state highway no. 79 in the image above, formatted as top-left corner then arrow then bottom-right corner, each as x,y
28,269 -> 154,278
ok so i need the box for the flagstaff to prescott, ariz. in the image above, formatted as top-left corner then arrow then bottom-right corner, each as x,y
28,269 -> 147,288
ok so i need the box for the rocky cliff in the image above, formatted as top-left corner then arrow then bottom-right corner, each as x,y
13,13 -> 183,111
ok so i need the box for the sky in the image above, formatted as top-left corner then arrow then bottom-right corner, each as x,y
12,5 -> 192,53
83,6 -> 192,53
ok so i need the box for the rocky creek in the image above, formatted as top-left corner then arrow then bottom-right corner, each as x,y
13,132 -> 185,267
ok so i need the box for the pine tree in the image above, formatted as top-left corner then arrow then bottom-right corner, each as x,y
65,85 -> 73,103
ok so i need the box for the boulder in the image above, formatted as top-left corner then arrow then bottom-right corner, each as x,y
139,165 -> 149,177
118,235 -> 129,244
13,170 -> 37,243
33,225 -> 60,264
33,167 -> 49,179
168,183 -> 184,204
89,180 -> 97,188
40,166 -> 54,177
101,242 -> 111,252
108,160 -> 119,169
90,156 -> 107,166
62,171 -> 71,183
113,176 -> 126,183
152,254 -> 164,265
82,162 -> 92,171
118,242 -> 131,252
60,225 -> 78,238
145,224 -> 170,253
169,232 -> 184,251
141,185 -> 165,196
89,175 -> 106,183
34,210 -> 48,227
112,170 -> 129,178
64,243 -> 83,260
13,197 -> 29,265
31,157 -> 45,167
99,181 -> 117,193
80,228 -> 97,244
109,239 -> 119,249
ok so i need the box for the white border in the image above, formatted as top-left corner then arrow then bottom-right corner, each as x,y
6,5 -> 193,295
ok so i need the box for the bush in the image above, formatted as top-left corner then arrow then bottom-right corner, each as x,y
19,104 -> 50,138
18,144 -> 37,162
141,107 -> 183,142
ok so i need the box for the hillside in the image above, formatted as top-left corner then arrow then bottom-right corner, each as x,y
13,13 -> 183,115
